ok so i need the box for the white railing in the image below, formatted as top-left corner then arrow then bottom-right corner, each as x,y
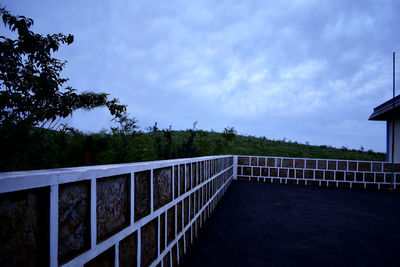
0,155 -> 234,267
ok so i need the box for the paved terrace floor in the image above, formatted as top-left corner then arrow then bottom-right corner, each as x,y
181,181 -> 400,267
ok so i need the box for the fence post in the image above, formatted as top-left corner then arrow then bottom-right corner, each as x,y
233,155 -> 238,180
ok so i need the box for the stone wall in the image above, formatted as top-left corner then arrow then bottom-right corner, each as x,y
236,156 -> 400,191
0,156 -> 234,267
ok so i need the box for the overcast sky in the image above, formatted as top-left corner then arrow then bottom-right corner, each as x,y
3,0 -> 400,152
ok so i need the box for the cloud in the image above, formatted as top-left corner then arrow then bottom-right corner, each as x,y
3,0 -> 399,152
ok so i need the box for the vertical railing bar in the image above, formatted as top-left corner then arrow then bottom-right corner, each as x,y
90,178 -> 97,248
50,184 -> 59,267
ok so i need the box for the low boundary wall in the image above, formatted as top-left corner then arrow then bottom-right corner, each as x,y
0,155 -> 234,267
236,155 -> 400,190
1,154 -> 399,266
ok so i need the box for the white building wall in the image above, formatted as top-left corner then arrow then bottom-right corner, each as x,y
387,118 -> 400,162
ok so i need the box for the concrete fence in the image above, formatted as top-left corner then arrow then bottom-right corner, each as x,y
236,155 -> 400,190
0,155 -> 234,267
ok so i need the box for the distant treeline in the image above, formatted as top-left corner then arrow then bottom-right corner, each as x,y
0,122 -> 386,172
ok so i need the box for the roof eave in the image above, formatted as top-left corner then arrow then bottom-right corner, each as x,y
369,95 -> 400,121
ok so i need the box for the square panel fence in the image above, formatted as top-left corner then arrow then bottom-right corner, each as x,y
236,156 -> 400,190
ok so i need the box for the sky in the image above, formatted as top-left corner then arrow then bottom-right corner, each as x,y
3,0 -> 400,152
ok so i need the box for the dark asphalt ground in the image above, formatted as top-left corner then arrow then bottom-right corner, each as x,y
181,181 -> 400,267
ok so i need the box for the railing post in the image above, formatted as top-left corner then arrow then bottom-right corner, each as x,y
50,184 -> 58,267
233,155 -> 238,180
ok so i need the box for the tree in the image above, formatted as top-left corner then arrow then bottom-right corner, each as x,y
222,126 -> 236,142
0,7 -> 126,130
152,122 -> 159,132
184,121 -> 198,157
0,7 -> 127,171
161,125 -> 173,159
196,130 -> 212,156
110,112 -> 138,162
222,126 -> 237,154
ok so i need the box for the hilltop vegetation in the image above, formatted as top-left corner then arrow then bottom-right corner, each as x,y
0,123 -> 385,172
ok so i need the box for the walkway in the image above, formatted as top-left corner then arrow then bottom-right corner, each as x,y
181,181 -> 400,267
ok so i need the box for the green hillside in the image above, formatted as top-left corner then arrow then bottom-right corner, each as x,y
0,126 -> 386,172
228,133 -> 385,161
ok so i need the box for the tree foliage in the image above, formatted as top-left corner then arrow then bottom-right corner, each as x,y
110,112 -> 138,162
0,7 -> 127,171
0,7 -> 126,130
0,120 -> 386,172
222,126 -> 237,142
